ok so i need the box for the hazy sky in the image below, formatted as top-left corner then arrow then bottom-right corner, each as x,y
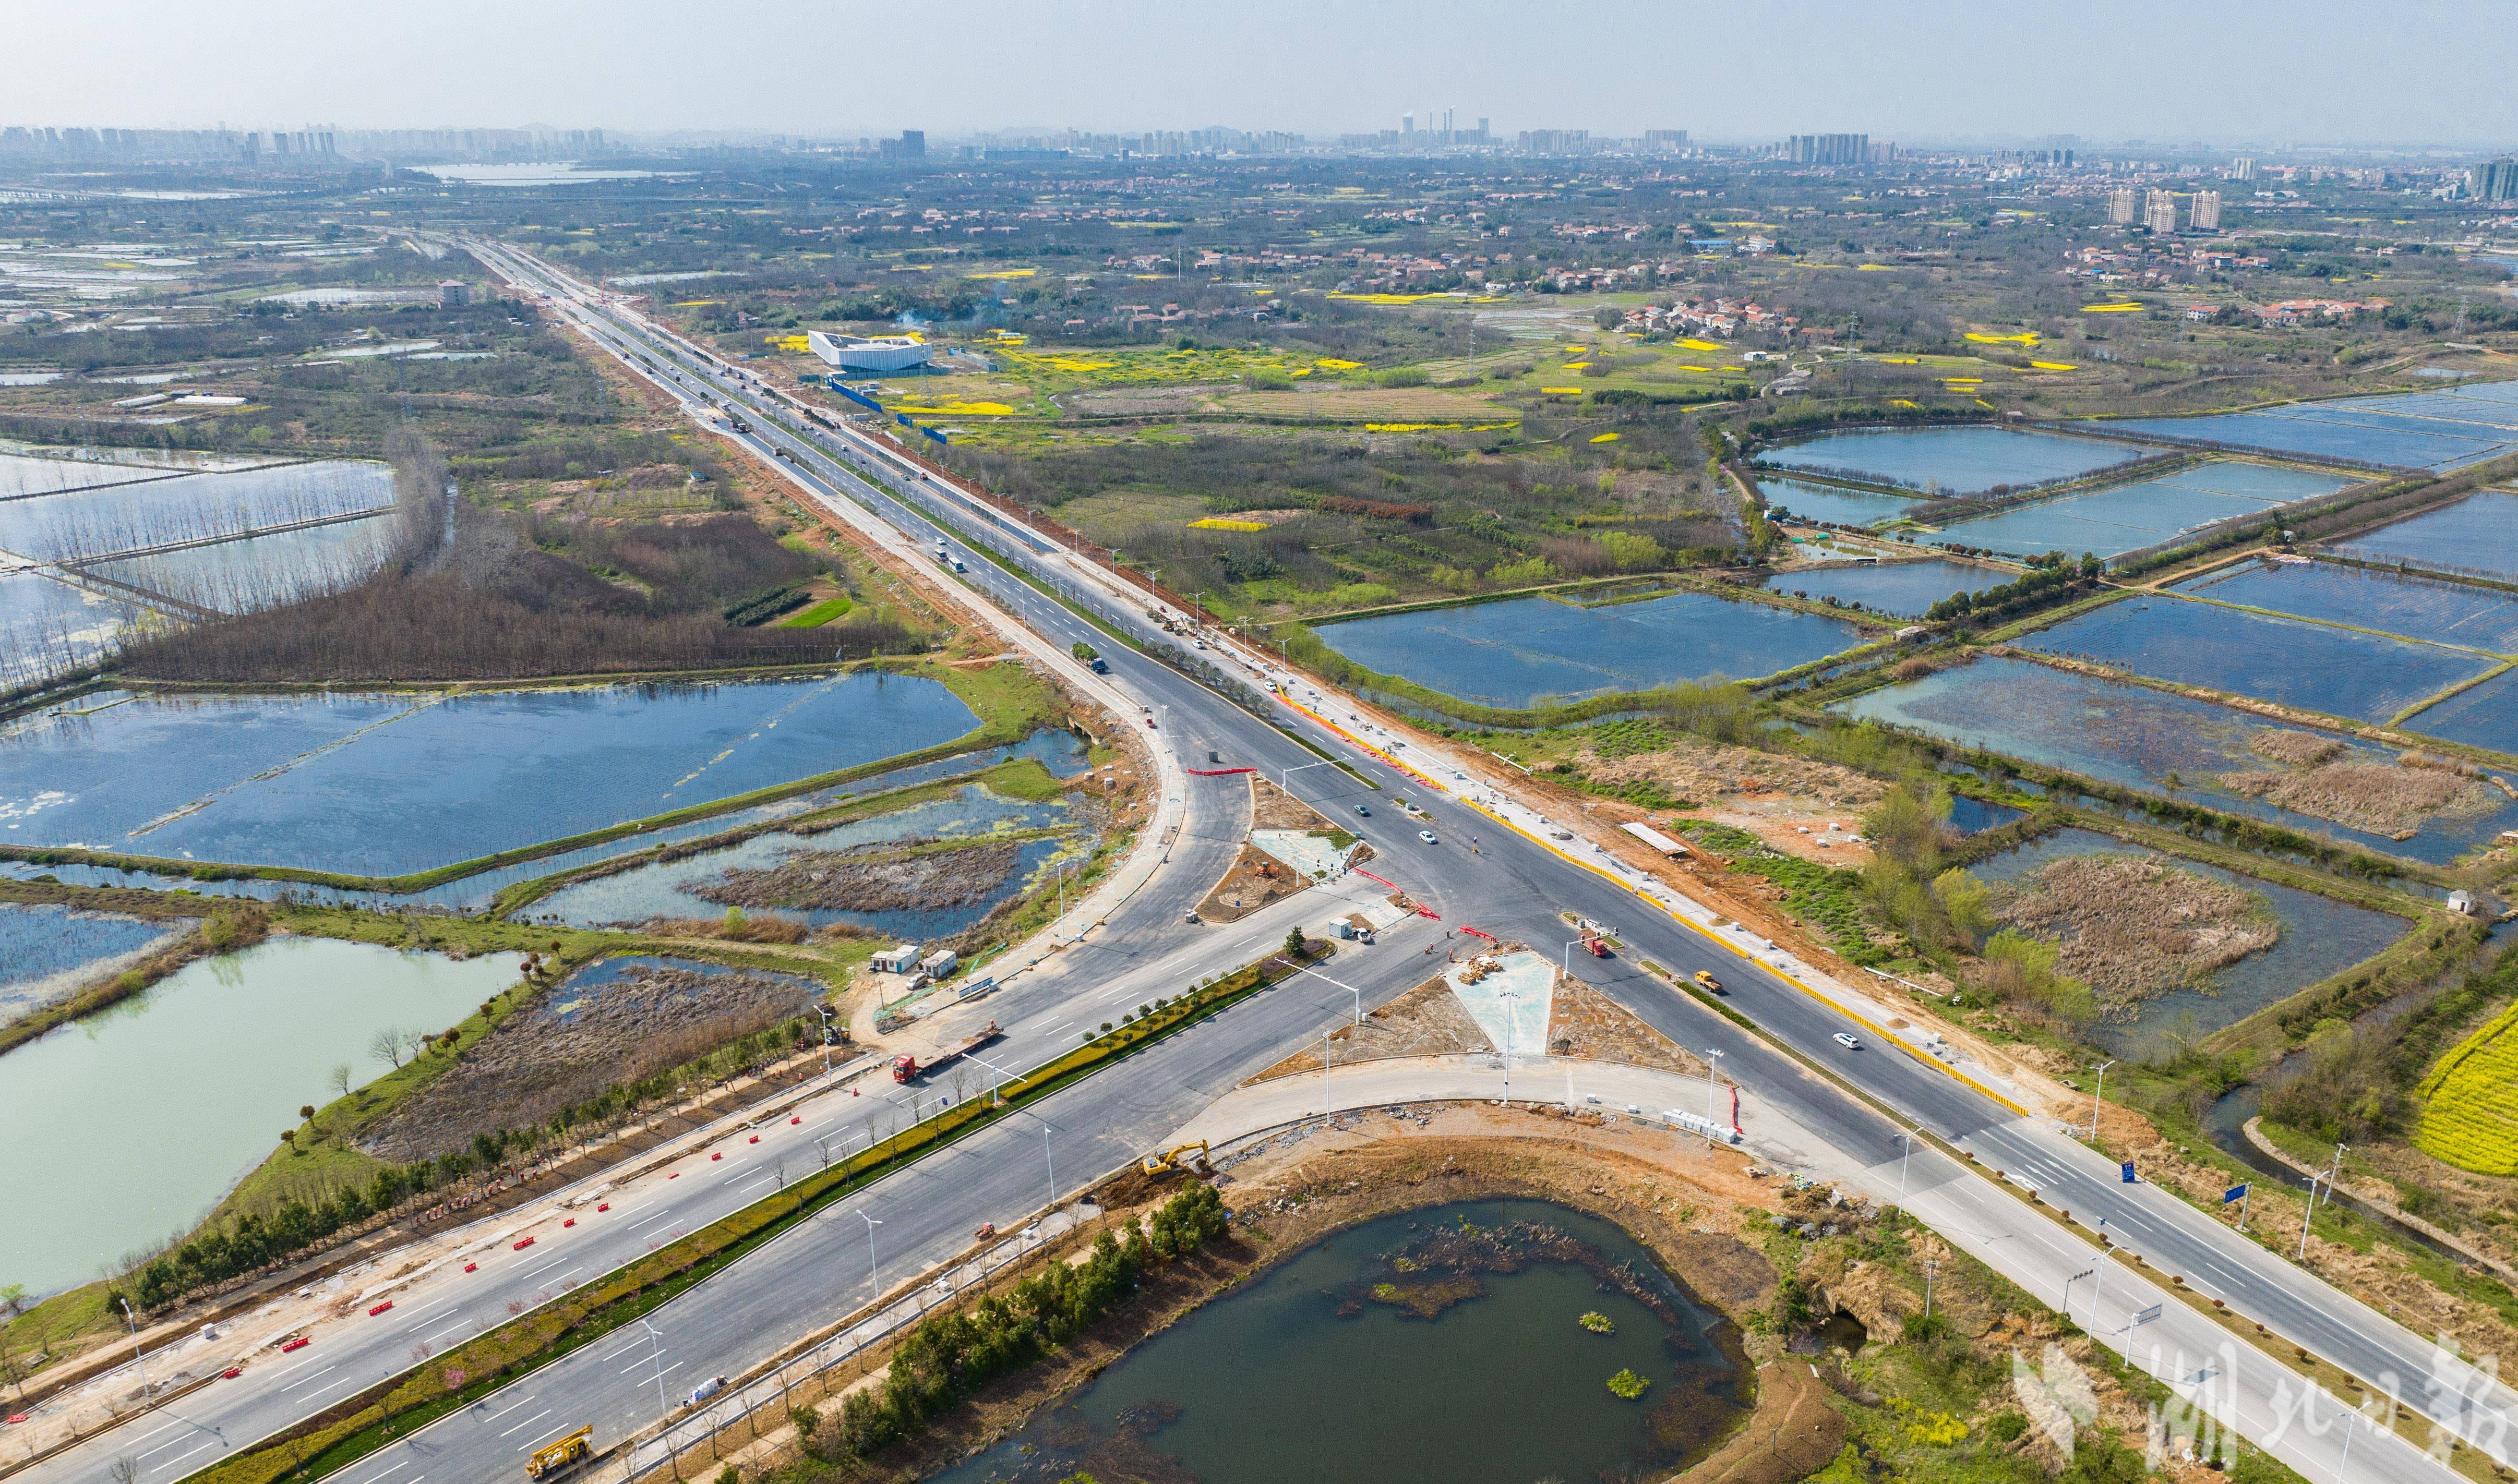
13,0 -> 2515,148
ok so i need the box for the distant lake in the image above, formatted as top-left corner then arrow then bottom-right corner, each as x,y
410,164 -> 658,187
2106,381 -> 2518,472
1937,462 -> 2352,561
1314,591 -> 1872,708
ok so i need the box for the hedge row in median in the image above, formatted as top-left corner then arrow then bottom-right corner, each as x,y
181,942 -> 1331,1484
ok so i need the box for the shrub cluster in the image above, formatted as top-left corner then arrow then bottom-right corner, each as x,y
830,1184 -> 1230,1457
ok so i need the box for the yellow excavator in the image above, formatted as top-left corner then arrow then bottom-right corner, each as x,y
1141,1141 -> 1209,1175
525,1427 -> 593,1481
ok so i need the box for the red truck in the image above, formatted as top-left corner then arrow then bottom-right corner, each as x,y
892,1022 -> 1004,1084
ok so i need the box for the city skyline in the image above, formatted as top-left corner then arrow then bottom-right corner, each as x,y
9,0 -> 2516,149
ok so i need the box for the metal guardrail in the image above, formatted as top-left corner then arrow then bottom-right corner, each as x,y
617,1210 -> 1090,1482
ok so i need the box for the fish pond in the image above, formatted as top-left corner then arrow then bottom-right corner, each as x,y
1313,590 -> 1873,709
2019,596 -> 2497,725
1753,426 -> 2148,496
1838,656 -> 2518,866
0,674 -> 981,876
529,783 -> 1075,939
1967,826 -> 2407,1054
1763,558 -> 2008,618
2106,381 -> 2518,472
2171,559 -> 2518,653
1936,462 -> 2354,561
925,1199 -> 1746,1484
2333,491 -> 2518,583
2406,669 -> 2518,757
0,461 -> 394,563
0,936 -> 523,1297
1754,475 -> 1922,528
0,900 -> 181,1023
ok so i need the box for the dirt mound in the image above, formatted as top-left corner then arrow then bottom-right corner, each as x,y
687,837 -> 1023,913
1993,855 -> 2279,1011
1578,733 -> 1888,813
360,962 -> 820,1163
2223,756 -> 2497,837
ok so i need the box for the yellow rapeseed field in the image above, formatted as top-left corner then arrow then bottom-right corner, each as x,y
2416,1000 -> 2518,1175
1189,517 -> 1270,532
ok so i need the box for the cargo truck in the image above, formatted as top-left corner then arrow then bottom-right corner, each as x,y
891,1021 -> 1003,1084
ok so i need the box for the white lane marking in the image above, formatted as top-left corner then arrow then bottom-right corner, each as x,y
280,1365 -> 339,1392
517,1423 -> 574,1452
479,1395 -> 539,1423
608,1201 -> 650,1220
295,1375 -> 364,1406
423,1320 -> 471,1343
631,1210 -> 680,1232
601,1336 -> 650,1362
133,1419 -> 189,1444
138,1429 -> 210,1460
361,1461 -> 412,1483
515,1255 -> 569,1280
152,1440 -> 221,1473
496,1408 -> 553,1438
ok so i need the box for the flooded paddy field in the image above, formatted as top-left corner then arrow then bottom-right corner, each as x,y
0,936 -> 523,1297
2405,668 -> 2518,756
1762,558 -> 2007,617
0,571 -> 148,690
0,673 -> 980,876
0,443 -> 278,498
0,731 -> 1090,912
1935,462 -> 2354,561
1839,656 -> 2518,866
927,1199 -> 1744,1484
529,783 -> 1075,938
81,513 -> 401,614
1753,475 -> 1923,528
2104,381 -> 2518,472
356,954 -> 819,1164
2171,559 -> 2518,653
1752,425 -> 2147,495
0,899 -> 180,1024
1314,590 -> 1874,708
2333,490 -> 2518,582
2018,595 -> 2497,725
1968,826 -> 2408,1053
0,461 -> 394,563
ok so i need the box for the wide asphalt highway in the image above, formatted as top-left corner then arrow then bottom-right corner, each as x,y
49,239 -> 2469,1484
503,244 -> 2514,1468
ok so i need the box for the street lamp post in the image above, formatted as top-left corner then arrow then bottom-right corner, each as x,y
1895,1128 -> 1918,1213
1923,1258 -> 1939,1318
2088,1059 -> 2118,1139
1497,986 -> 1517,1106
2091,1217 -> 2113,1332
2298,1174 -> 2322,1261
858,1210 -> 883,1292
637,1319 -> 669,1421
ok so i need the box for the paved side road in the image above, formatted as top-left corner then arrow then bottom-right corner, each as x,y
1181,1057 -> 2462,1484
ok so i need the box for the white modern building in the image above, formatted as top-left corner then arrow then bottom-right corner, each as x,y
807,330 -> 932,373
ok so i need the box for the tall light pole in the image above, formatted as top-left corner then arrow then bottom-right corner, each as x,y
636,1319 -> 669,1421
2091,1217 -> 2113,1334
1895,1127 -> 1917,1213
858,1210 -> 883,1292
1000,1102 -> 1060,1211
1922,1258 -> 1939,1318
1497,986 -> 1517,1106
2088,1059 -> 2117,1139
118,1297 -> 143,1391
2298,1174 -> 2321,1261
816,1004 -> 838,1080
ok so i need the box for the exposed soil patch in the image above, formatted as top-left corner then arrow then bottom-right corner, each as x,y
1550,978 -> 1710,1077
1195,841 -> 1306,923
1250,773 -> 1340,832
360,962 -> 822,1162
687,836 -> 1025,914
2223,755 -> 2499,838
1992,855 -> 2279,1011
1251,972 -> 1495,1079
1578,734 -> 1885,862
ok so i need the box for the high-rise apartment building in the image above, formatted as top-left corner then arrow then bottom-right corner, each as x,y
2108,186 -> 2139,225
2190,190 -> 2222,231
2231,156 -> 2257,182
1644,129 -> 1689,153
2143,189 -> 2179,235
1786,133 -> 1868,165
2472,158 -> 2518,202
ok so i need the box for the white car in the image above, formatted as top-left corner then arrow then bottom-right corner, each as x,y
1832,1032 -> 1861,1050
1418,829 -> 1439,844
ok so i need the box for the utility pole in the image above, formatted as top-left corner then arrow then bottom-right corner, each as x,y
637,1319 -> 669,1421
1923,1258 -> 1939,1318
1702,1048 -> 1725,1144
858,1210 -> 882,1291
1895,1128 -> 1917,1214
2298,1174 -> 2321,1261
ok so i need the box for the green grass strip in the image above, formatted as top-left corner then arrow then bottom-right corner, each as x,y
179,943 -> 1333,1484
